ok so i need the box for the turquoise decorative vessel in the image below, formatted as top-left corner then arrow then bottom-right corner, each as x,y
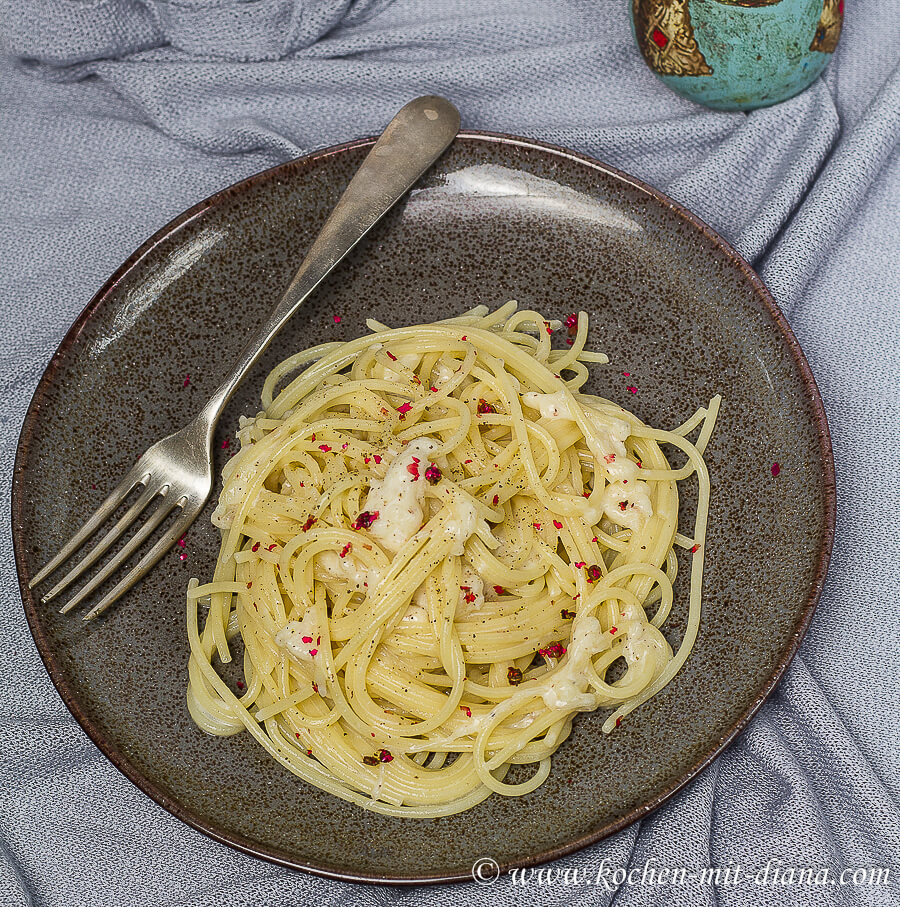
630,0 -> 843,111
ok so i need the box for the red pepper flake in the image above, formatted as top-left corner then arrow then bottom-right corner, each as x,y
508,667 -> 523,685
406,458 -> 420,480
771,462 -> 781,477
266,543 -> 277,551
464,591 -> 477,604
177,536 -> 186,548
352,510 -> 379,530
533,522 -> 542,530
615,717 -> 622,728
340,542 -> 353,558
183,375 -> 190,387
373,455 -> 382,465
610,626 -> 618,634
460,706 -> 472,717
333,315 -> 342,323
378,749 -> 393,763
493,585 -> 506,595
246,582 -> 253,589
619,501 -> 628,511
626,386 -> 638,394
691,544 -> 700,553
312,682 -> 319,694
301,515 -> 317,532
476,399 -> 495,415
561,609 -> 576,620
221,437 -> 230,450
397,402 -> 413,416
586,565 -> 602,583
318,444 -> 332,452
362,755 -> 379,766
386,351 -> 397,361
424,464 -> 442,484
538,642 -> 567,659
553,520 -> 563,530
236,680 -> 244,690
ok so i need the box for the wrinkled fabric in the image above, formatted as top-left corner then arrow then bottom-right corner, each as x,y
1,2 -> 898,905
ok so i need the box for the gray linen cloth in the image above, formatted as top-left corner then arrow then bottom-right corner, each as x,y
1,1 -> 898,905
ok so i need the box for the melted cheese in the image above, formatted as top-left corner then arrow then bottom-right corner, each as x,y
363,439 -> 438,553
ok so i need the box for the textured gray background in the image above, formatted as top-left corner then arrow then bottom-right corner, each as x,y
1,1 -> 898,905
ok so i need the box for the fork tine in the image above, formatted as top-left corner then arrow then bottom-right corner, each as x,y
40,482 -> 162,605
82,503 -> 196,622
29,464 -> 151,589
58,492 -> 176,615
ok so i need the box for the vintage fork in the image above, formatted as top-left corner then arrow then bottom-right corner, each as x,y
29,95 -> 460,621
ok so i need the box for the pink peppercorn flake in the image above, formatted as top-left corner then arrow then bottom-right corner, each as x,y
362,755 -> 379,766
561,609 -> 576,620
236,680 -> 244,690
544,321 -> 553,335
771,462 -> 781,477
430,385 -> 438,393
461,335 -> 467,341
553,520 -> 563,530
177,536 -> 186,548
564,313 -> 578,331
574,561 -> 586,569
615,717 -> 622,728
626,385 -> 638,394
266,543 -> 277,551
691,544 -> 700,553
539,642 -> 567,659
424,464 -> 442,484
340,542 -> 353,558
604,453 -> 616,464
622,372 -> 631,377
461,706 -> 472,717
610,626 -> 617,634
309,649 -> 318,657
397,402 -> 412,415
619,501 -> 628,511
586,565 -> 602,583
476,399 -> 495,415
302,636 -> 313,644
533,522 -> 542,530
246,582 -> 253,589
352,510 -> 379,530
373,455 -> 382,465
91,483 -> 97,489
507,667 -> 523,685
406,458 -> 420,480
378,749 -> 393,763
318,444 -> 332,452
565,338 -> 574,346
333,315 -> 341,323
183,375 -> 190,387
493,585 -> 506,595
386,351 -> 397,361
179,552 -> 187,561
301,515 -> 317,532
221,437 -> 230,449
251,541 -> 260,552
492,494 -> 499,506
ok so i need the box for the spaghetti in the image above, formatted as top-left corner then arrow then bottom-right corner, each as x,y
186,302 -> 720,817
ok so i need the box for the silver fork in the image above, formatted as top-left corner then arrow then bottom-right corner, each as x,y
29,95 -> 460,621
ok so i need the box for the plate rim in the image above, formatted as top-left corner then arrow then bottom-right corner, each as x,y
11,129 -> 836,885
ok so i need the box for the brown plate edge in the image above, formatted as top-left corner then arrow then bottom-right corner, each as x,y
10,130 -> 837,885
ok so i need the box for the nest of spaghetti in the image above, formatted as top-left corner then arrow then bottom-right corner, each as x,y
187,302 -> 719,818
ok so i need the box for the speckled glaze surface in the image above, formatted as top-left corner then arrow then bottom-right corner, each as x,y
12,133 -> 834,884
631,0 -> 843,111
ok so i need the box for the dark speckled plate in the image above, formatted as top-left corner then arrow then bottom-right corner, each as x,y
12,133 -> 834,884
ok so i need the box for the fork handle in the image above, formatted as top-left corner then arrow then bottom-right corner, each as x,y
197,95 -> 460,431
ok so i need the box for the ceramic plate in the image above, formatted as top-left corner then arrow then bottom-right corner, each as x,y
12,133 -> 835,883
